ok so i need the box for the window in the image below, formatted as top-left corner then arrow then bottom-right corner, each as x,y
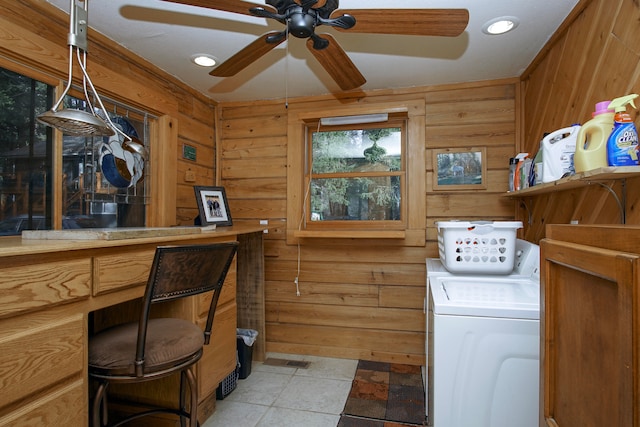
0,68 -> 53,235
286,100 -> 426,245
63,97 -> 151,228
0,66 -> 150,235
305,116 -> 405,227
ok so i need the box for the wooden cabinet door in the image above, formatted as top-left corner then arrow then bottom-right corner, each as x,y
541,238 -> 639,427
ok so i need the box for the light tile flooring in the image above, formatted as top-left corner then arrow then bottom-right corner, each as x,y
202,353 -> 358,427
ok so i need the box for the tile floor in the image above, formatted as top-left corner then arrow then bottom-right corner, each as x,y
202,353 -> 359,427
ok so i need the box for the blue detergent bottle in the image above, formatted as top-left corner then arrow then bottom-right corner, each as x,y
607,94 -> 640,166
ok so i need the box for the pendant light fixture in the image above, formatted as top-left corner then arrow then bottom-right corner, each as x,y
37,0 -> 117,137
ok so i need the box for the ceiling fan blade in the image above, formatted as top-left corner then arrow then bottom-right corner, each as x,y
210,32 -> 285,77
293,0 -> 328,8
306,34 -> 365,91
161,0 -> 272,17
332,9 -> 469,37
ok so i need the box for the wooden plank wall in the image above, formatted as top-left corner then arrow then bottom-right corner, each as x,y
218,80 -> 518,364
519,0 -> 640,241
0,0 -> 217,227
2,0 -> 531,364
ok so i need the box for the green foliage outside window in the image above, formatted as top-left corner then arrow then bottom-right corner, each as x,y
309,126 -> 402,221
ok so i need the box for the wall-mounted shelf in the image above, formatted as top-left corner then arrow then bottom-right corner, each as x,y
503,166 -> 640,197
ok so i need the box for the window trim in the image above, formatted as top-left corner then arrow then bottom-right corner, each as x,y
286,99 -> 426,246
303,114 -> 407,230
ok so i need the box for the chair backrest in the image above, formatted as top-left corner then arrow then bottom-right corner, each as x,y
146,242 -> 238,303
135,242 -> 238,374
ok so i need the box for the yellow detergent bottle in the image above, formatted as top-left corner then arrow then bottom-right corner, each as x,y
574,101 -> 614,173
607,94 -> 640,166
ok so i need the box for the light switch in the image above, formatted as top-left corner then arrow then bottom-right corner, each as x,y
185,169 -> 196,182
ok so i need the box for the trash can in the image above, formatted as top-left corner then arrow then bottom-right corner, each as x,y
237,328 -> 258,379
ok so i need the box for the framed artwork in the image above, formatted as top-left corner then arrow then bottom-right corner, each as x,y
194,186 -> 232,226
433,147 -> 487,190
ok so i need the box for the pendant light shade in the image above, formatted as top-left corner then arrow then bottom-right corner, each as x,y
37,0 -> 116,137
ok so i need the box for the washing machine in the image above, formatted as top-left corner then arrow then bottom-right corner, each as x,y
425,239 -> 540,427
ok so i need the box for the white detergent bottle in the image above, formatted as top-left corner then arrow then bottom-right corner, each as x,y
607,94 -> 640,166
574,101 -> 614,173
541,124 -> 581,182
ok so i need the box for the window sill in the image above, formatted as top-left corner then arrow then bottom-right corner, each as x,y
293,230 -> 406,239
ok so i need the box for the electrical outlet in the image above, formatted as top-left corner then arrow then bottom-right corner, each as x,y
185,170 -> 196,182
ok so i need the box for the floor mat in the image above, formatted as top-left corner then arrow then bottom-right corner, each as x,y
339,360 -> 426,427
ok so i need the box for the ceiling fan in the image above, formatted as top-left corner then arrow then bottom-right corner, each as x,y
163,0 -> 469,91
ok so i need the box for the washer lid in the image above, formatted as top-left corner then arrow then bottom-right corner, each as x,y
431,276 -> 540,319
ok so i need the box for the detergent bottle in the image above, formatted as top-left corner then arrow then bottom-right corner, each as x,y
541,124 -> 581,182
607,94 -> 640,166
574,101 -> 614,173
528,133 -> 548,187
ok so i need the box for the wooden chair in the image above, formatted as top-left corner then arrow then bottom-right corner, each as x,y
88,242 -> 238,427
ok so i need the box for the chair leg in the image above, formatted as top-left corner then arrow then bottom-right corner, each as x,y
180,368 -> 199,427
92,381 -> 109,427
180,371 -> 187,427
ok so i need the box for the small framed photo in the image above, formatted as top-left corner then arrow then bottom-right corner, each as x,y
433,147 -> 487,190
194,186 -> 232,226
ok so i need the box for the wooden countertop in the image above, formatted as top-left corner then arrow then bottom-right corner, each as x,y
0,223 -> 268,257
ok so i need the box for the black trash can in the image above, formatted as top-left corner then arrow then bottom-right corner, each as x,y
237,328 -> 258,379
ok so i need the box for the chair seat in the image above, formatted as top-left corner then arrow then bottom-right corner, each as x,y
89,318 -> 205,377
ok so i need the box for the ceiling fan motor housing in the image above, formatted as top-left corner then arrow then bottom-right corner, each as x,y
288,9 -> 316,38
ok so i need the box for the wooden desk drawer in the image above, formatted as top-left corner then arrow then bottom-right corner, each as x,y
0,259 -> 91,318
0,379 -> 86,427
0,313 -> 85,409
93,249 -> 155,296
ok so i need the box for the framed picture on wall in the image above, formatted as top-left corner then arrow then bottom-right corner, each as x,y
433,147 -> 487,190
194,186 -> 233,226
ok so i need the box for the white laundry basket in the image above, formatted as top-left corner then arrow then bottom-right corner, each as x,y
436,220 -> 523,274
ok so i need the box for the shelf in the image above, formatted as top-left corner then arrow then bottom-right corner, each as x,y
504,166 -> 640,197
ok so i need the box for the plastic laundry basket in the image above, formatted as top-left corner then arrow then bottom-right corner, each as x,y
436,220 -> 522,274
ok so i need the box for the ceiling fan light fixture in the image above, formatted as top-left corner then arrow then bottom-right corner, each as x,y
482,16 -> 519,35
320,113 -> 389,126
191,54 -> 217,67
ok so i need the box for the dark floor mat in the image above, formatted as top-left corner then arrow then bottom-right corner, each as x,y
340,360 -> 426,426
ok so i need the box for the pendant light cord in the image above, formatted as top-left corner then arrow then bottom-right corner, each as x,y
285,21 -> 290,109
294,121 -> 321,296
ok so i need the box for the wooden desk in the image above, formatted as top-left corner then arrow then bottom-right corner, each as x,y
0,224 -> 266,427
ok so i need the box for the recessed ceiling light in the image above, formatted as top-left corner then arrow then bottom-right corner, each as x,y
482,16 -> 519,35
191,54 -> 217,67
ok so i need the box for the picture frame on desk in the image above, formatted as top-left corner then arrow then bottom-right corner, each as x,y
194,186 -> 233,226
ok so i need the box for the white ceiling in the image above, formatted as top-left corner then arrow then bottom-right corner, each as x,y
45,0 -> 579,103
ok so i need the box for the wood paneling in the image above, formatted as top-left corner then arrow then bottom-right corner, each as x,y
218,80 -> 517,364
0,0 -> 217,228
7,0 -> 617,372
520,0 -> 640,240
